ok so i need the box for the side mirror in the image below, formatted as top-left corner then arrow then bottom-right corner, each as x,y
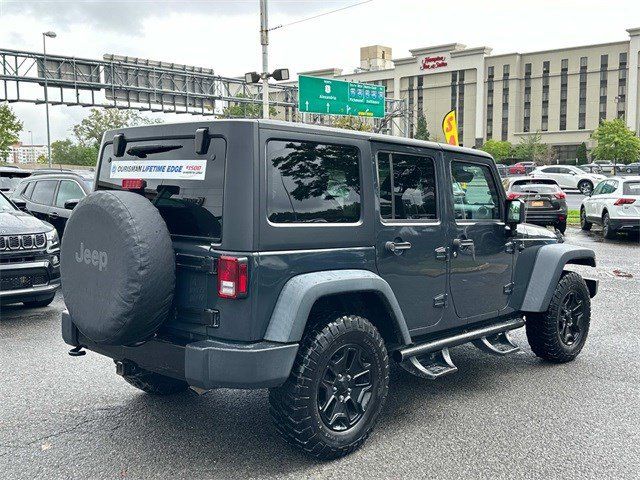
64,199 -> 80,210
12,198 -> 27,211
505,199 -> 526,227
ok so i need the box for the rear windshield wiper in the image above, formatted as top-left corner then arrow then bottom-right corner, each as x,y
126,144 -> 183,158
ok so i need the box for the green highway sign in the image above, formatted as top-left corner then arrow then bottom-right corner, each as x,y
298,75 -> 386,118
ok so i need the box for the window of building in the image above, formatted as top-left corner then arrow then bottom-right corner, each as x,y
599,55 -> 608,123
451,161 -> 501,221
266,140 -> 361,224
541,60 -> 550,132
30,180 -> 57,206
408,76 -> 415,137
457,70 -> 465,143
377,152 -> 437,221
486,67 -> 494,140
450,72 -> 458,111
579,56 -> 588,129
523,62 -> 532,132
501,65 -> 510,141
618,52 -> 627,118
560,59 -> 568,131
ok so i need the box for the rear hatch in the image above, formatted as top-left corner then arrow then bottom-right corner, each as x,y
510,180 -> 564,212
621,181 -> 640,217
97,132 -> 226,341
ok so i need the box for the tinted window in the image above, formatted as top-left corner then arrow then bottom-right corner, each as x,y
623,181 -> 640,195
511,183 -> 559,193
30,180 -> 57,205
267,140 -> 361,223
377,152 -> 437,221
55,180 -> 85,207
601,181 -> 617,195
21,181 -> 35,199
591,181 -> 606,196
452,161 -> 501,220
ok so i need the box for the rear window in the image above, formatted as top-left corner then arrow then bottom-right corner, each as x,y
623,181 -> 640,195
266,140 -> 361,224
511,182 -> 560,193
97,137 -> 226,240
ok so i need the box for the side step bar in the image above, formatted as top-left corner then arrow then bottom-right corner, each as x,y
393,317 -> 525,363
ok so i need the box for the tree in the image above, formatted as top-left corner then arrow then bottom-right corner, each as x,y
576,142 -> 588,164
330,116 -> 372,132
36,154 -> 47,164
591,118 -> 640,164
480,139 -> 512,161
52,139 -> 98,166
73,108 -> 161,148
222,94 -> 276,118
513,131 -> 555,163
0,103 -> 23,162
414,114 -> 430,141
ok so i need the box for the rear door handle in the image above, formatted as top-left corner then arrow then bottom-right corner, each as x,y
385,241 -> 412,255
49,211 -> 59,219
453,238 -> 474,250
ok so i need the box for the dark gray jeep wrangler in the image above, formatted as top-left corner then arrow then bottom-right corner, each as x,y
61,120 -> 597,459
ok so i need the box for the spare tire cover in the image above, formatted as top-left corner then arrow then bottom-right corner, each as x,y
61,190 -> 175,345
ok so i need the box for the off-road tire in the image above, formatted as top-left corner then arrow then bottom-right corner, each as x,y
121,367 -> 189,395
22,295 -> 55,308
580,208 -> 592,231
602,212 -> 616,239
269,314 -> 389,460
578,180 -> 593,195
526,272 -> 591,363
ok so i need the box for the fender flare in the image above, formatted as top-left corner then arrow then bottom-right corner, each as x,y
520,243 -> 596,313
263,269 -> 412,345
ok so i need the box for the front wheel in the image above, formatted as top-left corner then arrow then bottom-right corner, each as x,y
578,180 -> 593,195
269,315 -> 389,459
526,272 -> 591,363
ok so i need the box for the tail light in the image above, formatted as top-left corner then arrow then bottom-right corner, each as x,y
507,192 -> 522,200
554,191 -> 567,199
614,198 -> 636,205
217,256 -> 248,299
122,178 -> 147,190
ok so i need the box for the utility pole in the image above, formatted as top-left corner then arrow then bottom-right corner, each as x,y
42,31 -> 57,168
260,0 -> 269,119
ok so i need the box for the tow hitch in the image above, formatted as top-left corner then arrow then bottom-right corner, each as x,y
115,360 -> 138,376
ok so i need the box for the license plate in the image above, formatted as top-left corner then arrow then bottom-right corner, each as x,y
531,201 -> 544,207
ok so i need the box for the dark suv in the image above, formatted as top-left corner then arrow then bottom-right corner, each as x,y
0,191 -> 60,307
12,170 -> 94,238
60,120 -> 597,459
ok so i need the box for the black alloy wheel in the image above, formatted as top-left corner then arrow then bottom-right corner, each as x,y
317,344 -> 374,432
557,291 -> 586,346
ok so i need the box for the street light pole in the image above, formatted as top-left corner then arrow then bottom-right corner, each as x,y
42,31 -> 56,168
260,0 -> 269,119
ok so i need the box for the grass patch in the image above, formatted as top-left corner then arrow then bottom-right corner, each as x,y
567,209 -> 580,226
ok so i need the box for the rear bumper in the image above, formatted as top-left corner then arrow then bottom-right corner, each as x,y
608,218 -> 640,231
61,311 -> 298,389
525,210 -> 567,225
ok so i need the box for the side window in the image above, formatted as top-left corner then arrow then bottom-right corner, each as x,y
601,181 -> 617,195
55,180 -> 85,207
376,152 -> 438,222
591,181 -> 605,196
451,161 -> 501,221
266,140 -> 361,223
23,181 -> 35,199
30,180 -> 58,205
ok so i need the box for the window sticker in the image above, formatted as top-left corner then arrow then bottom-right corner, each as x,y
110,160 -> 207,180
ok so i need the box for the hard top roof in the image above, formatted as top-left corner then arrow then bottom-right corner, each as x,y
101,119 -> 493,160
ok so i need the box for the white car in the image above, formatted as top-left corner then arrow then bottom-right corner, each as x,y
530,165 -> 606,194
580,176 -> 640,238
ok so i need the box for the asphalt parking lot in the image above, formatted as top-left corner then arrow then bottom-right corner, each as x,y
1,228 -> 639,479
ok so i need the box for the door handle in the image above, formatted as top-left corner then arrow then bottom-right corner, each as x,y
385,240 -> 412,255
49,212 -> 59,219
452,238 -> 474,250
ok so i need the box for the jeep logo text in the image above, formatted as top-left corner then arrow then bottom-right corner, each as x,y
75,242 -> 108,271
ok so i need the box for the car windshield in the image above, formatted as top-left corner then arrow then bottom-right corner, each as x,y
511,182 -> 559,193
0,193 -> 16,212
0,177 -> 21,191
623,181 -> 640,195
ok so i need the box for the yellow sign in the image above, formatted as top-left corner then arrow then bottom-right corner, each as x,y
442,109 -> 459,146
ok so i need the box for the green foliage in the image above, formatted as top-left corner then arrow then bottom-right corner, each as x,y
73,108 -> 161,148
52,139 -> 98,166
330,116 -> 372,132
480,140 -> 512,161
222,94 -> 276,118
414,114 -> 430,141
591,118 -> 640,164
0,103 -> 23,162
576,142 -> 588,164
513,131 -> 555,163
36,154 -> 47,164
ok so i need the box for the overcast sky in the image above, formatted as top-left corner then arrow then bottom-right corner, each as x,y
1,0 -> 639,144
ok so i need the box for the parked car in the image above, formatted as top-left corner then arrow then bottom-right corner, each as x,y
578,163 -> 603,174
621,162 -> 640,174
508,161 -> 537,175
502,177 -> 568,233
0,166 -> 32,196
60,120 -> 597,459
593,160 -> 615,174
0,191 -> 60,307
530,165 -> 606,194
494,163 -> 509,177
12,170 -> 94,238
580,176 -> 640,238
